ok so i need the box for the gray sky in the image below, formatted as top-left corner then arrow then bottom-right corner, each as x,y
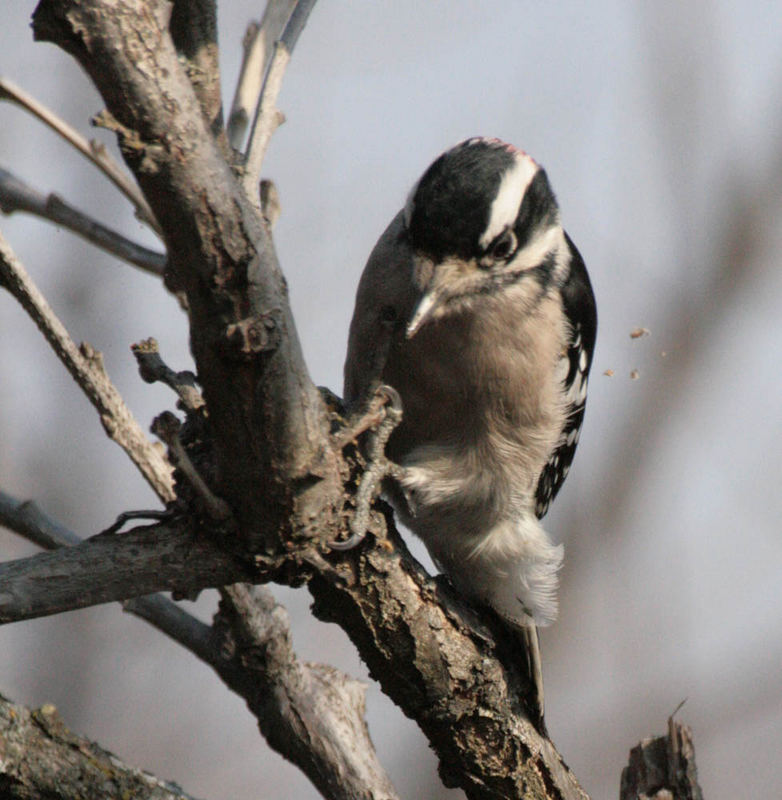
1,2 -> 781,799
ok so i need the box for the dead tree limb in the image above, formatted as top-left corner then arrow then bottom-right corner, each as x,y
0,76 -> 159,231
621,717 -> 704,800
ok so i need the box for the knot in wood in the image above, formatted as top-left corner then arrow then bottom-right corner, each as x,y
223,312 -> 280,359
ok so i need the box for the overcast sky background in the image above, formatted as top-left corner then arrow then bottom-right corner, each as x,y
1,2 -> 781,799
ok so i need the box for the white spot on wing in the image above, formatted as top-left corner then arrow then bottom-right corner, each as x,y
555,353 -> 570,383
479,153 -> 539,248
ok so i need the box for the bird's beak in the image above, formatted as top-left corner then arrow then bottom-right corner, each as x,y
406,291 -> 438,338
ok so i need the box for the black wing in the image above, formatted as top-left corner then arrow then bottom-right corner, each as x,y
534,234 -> 597,518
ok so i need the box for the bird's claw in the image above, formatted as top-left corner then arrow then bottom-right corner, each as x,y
329,384 -> 403,551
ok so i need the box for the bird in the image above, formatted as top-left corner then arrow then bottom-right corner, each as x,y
342,137 -> 597,729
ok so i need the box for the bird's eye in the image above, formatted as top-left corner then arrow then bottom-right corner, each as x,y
488,229 -> 517,262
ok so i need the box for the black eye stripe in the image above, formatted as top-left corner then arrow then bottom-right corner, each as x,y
512,170 -> 558,251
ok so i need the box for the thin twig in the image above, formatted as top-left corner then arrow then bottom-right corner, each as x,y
228,19 -> 262,150
241,42 -> 289,203
227,0 -> 298,150
0,77 -> 160,233
0,167 -> 165,275
152,411 -> 231,521
0,490 -> 81,549
0,231 -> 174,502
131,337 -> 204,410
241,0 -> 318,202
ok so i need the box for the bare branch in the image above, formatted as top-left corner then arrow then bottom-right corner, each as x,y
0,166 -> 165,275
307,522 -> 591,800
241,42 -> 289,204
0,77 -> 159,232
0,519 -> 250,623
0,694 -> 204,800
279,0 -> 318,52
0,490 -> 589,799
227,0 -> 298,150
0,490 -> 81,549
0,489 -> 216,666
33,0 -> 337,546
151,411 -> 232,521
0,231 -> 175,502
242,0 -> 318,202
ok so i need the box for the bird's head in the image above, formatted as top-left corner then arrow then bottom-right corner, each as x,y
402,137 -> 569,337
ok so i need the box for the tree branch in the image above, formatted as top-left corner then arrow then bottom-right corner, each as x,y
169,0 -> 224,141
0,693 -> 204,800
0,166 -> 166,275
214,584 -> 399,800
0,501 -> 590,799
0,489 -> 399,800
227,0 -> 298,150
132,337 -> 205,410
0,520 -> 251,623
33,0 -> 339,549
0,231 -> 175,502
0,490 -> 82,549
0,76 -> 159,232
242,0 -> 318,202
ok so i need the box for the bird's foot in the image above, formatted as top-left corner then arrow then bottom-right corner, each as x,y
329,385 -> 403,551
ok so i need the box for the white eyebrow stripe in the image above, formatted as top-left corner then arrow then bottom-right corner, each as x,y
510,223 -> 565,272
479,153 -> 539,248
